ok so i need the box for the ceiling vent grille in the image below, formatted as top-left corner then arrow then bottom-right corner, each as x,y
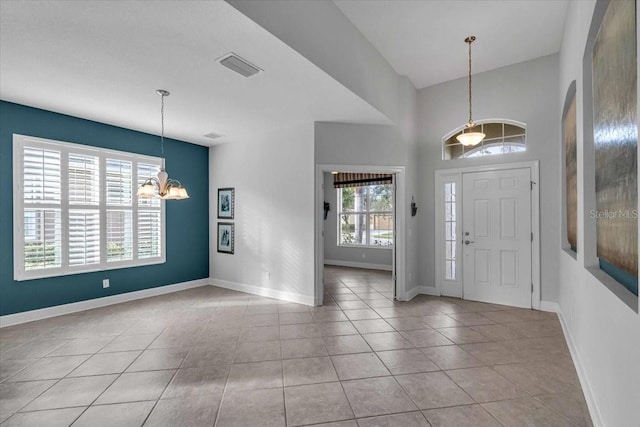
204,132 -> 223,139
218,53 -> 262,78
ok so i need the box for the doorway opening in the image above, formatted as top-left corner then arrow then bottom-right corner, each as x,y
315,165 -> 407,306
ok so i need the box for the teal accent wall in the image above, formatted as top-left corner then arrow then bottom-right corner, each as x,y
600,259 -> 639,297
0,101 -> 209,316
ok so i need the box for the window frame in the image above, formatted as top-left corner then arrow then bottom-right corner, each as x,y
442,119 -> 527,160
336,184 -> 394,249
13,134 -> 166,281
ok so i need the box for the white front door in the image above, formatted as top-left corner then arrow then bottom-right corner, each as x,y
462,168 -> 532,308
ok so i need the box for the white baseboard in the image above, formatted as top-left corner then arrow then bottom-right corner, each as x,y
324,259 -> 392,271
0,278 -> 210,328
556,309 -> 603,427
210,278 -> 315,306
402,285 -> 439,301
539,300 -> 560,313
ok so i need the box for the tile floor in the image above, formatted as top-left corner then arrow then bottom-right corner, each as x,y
0,266 -> 593,426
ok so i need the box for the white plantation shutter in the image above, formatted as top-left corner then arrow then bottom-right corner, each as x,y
138,210 -> 161,258
23,147 -> 61,203
106,159 -> 133,262
13,135 -> 165,281
68,209 -> 101,265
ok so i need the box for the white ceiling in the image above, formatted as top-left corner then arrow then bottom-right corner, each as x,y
334,0 -> 569,89
0,1 -> 389,146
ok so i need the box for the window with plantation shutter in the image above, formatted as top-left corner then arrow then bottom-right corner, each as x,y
13,134 -> 165,281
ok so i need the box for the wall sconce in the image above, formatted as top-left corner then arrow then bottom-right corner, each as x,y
324,202 -> 330,220
411,196 -> 418,217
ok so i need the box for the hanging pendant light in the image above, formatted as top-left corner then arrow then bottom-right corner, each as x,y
137,90 -> 189,200
456,36 -> 485,147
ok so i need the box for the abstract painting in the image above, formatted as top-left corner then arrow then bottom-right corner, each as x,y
564,82 -> 577,252
592,0 -> 637,295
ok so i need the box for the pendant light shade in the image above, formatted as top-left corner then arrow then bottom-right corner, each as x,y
137,90 -> 189,200
456,36 -> 485,147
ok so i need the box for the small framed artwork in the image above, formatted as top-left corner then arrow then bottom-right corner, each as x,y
217,188 -> 235,219
217,222 -> 234,254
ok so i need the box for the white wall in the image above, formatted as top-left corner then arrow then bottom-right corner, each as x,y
209,123 -> 316,305
557,1 -> 640,426
315,121 -> 419,293
227,0 -> 403,126
417,54 -> 561,302
323,172 -> 393,270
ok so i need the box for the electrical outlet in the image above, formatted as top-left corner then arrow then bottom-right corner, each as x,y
362,253 -> 366,259
102,279 -> 110,289
263,271 -> 270,281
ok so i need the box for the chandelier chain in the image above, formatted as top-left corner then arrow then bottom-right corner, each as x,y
160,92 -> 165,156
467,37 -> 473,126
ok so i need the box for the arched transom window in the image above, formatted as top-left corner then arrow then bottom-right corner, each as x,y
442,120 -> 526,160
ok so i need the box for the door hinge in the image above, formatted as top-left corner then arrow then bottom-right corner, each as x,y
531,232 -> 533,242
531,283 -> 534,293
530,181 -> 536,190
393,274 -> 397,282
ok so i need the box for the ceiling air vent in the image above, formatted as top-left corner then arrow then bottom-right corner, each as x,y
204,132 -> 223,139
218,52 -> 262,78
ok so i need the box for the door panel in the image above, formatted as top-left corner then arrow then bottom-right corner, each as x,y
462,168 -> 532,308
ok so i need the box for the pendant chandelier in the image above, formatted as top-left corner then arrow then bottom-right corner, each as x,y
137,89 -> 189,200
456,36 -> 485,147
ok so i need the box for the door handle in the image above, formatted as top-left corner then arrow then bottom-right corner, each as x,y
464,240 -> 474,245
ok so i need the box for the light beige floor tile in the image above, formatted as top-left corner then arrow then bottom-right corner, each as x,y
362,332 -> 413,351
331,353 -> 390,380
72,401 -> 155,427
448,312 -> 495,326
470,324 -> 523,341
317,322 -> 359,337
234,340 -> 281,363
217,388 -> 285,427
384,316 -> 430,331
0,380 -> 56,422
99,333 -> 158,352
376,349 -> 439,375
324,335 -> 372,355
69,351 -> 139,377
239,325 -> 280,342
351,319 -> 395,334
279,324 -> 322,340
421,315 -> 463,329
227,360 -> 283,391
482,396 -> 575,426
421,345 -> 484,370
144,395 -> 219,427
23,375 -> 115,411
311,311 -> 349,323
342,376 -> 417,418
95,370 -> 175,404
436,327 -> 491,344
446,367 -> 528,402
48,337 -> 114,356
283,356 -> 338,386
5,355 -> 88,382
1,407 -> 85,427
126,348 -> 188,372
0,359 -> 37,382
244,313 -> 279,327
161,365 -> 228,399
181,342 -> 236,368
344,309 -> 381,321
284,382 -> 354,426
395,371 -> 474,409
281,337 -> 328,359
400,329 -> 453,347
423,405 -> 501,427
493,359 -> 580,395
357,411 -> 430,427
535,391 -> 594,427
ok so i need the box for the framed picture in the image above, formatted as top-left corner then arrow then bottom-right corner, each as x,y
217,187 -> 234,219
217,222 -> 234,254
591,0 -> 637,296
